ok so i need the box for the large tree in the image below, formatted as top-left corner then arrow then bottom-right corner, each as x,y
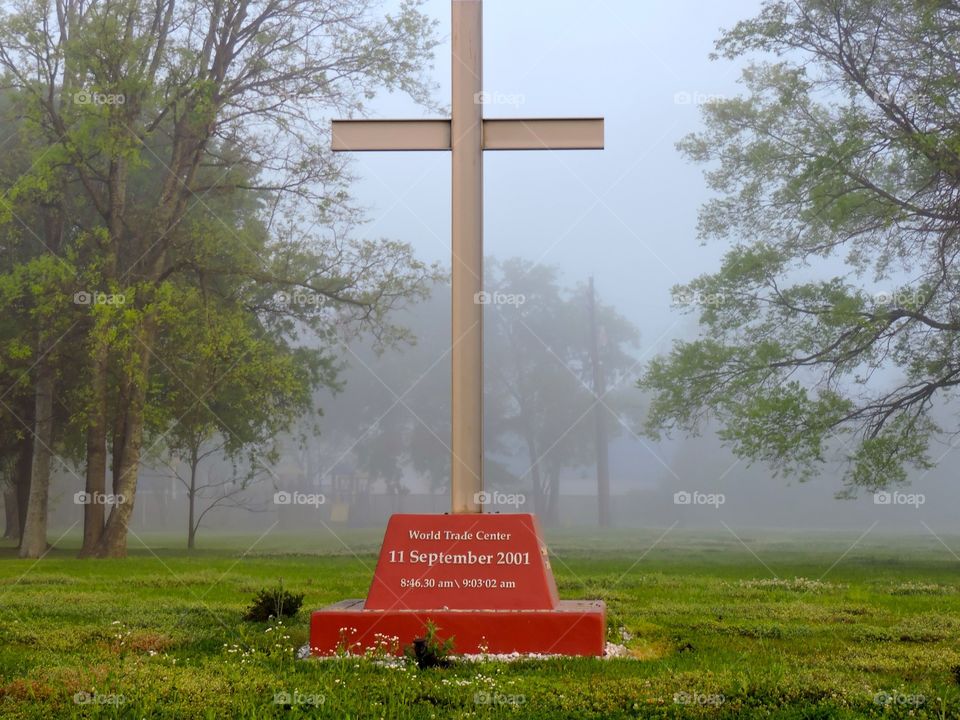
640,0 -> 960,492
0,0 -> 441,556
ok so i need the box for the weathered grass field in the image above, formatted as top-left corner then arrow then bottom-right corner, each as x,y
1,529 -> 958,718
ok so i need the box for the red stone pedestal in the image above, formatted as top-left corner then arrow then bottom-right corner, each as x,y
309,513 -> 606,656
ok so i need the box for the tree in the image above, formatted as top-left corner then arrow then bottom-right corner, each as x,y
149,293 -> 320,549
0,257 -> 79,557
308,263 -> 641,523
640,0 -> 960,492
0,0 -> 441,556
486,258 -> 640,523
0,86 -> 85,553
0,312 -> 33,544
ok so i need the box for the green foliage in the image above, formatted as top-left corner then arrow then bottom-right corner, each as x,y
404,619 -> 455,669
642,0 -> 960,491
0,0 -> 444,553
243,584 -> 305,623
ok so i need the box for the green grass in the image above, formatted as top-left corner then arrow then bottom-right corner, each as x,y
1,529 -> 959,718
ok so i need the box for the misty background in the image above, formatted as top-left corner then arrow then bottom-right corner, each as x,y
35,0 -> 960,539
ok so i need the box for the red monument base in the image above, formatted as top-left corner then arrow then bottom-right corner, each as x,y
310,513 -> 606,656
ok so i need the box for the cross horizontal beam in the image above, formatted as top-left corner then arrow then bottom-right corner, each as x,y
331,118 -> 604,152
482,118 -> 604,150
332,119 -> 451,152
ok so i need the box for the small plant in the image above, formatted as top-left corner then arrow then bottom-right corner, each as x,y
364,633 -> 400,660
404,620 -> 454,668
243,583 -> 304,622
335,627 -> 361,657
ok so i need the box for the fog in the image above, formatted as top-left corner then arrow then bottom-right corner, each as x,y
36,0 -> 960,542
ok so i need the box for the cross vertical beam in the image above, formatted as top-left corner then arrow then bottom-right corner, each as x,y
330,0 -> 603,516
450,0 -> 483,513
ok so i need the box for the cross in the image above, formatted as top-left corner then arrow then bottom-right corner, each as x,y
331,0 -> 603,514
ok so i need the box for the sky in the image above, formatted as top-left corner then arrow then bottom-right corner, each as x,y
322,0 -> 767,500
343,0 -> 764,353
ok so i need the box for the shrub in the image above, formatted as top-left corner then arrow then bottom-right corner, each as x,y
404,620 -> 454,668
243,584 -> 304,622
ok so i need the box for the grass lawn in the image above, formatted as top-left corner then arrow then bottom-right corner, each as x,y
0,528 -> 958,718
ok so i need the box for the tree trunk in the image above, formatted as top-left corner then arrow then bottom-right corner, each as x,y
187,447 -> 198,550
93,323 -> 154,558
80,342 -> 110,556
19,356 -> 56,558
13,433 -> 32,546
2,479 -> 18,540
111,378 -> 129,496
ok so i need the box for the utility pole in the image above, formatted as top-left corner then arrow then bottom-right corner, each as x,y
588,277 -> 611,526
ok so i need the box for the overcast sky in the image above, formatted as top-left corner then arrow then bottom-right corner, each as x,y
344,0 -> 764,353
310,0 -> 960,513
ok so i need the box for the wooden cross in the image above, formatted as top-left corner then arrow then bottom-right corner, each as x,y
331,0 -> 604,514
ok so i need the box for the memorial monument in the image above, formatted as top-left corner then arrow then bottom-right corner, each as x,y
310,0 -> 606,656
